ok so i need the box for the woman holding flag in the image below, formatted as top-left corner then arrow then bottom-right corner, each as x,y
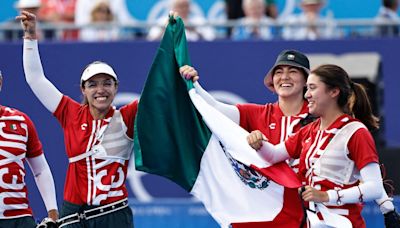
181,50 -> 311,227
181,52 -> 398,226
247,64 -> 384,227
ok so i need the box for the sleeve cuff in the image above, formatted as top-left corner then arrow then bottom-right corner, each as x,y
327,190 -> 338,204
24,39 -> 38,47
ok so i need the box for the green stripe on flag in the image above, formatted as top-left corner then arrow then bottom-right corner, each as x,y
134,16 -> 211,191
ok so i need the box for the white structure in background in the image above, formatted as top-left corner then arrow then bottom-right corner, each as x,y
307,52 -> 381,83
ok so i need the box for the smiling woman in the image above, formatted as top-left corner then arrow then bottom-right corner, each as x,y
80,61 -> 119,119
306,64 -> 379,131
18,10 -> 137,228
249,64 -> 385,227
179,49 -> 311,227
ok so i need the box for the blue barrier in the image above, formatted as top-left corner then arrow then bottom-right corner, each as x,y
132,199 -> 219,227
131,197 -> 400,227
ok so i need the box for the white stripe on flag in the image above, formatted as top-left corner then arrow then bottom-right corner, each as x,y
189,83 -> 272,168
191,135 -> 284,227
188,85 -> 285,227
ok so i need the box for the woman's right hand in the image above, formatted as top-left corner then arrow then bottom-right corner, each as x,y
47,209 -> 59,221
300,185 -> 329,203
247,130 -> 267,150
15,11 -> 37,40
180,65 -> 199,82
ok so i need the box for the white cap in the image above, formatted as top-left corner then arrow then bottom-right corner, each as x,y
15,0 -> 41,9
81,61 -> 118,84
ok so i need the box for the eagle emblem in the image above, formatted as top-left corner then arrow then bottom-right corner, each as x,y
220,142 -> 270,190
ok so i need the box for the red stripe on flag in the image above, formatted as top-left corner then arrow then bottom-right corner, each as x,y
251,161 -> 301,188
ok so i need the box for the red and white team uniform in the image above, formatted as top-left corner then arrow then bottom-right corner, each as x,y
0,106 -> 43,218
285,114 -> 379,227
54,96 -> 138,205
233,101 -> 309,227
238,101 -> 310,172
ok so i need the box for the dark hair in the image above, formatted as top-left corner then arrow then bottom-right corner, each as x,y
91,2 -> 113,22
311,64 -> 379,131
298,68 -> 309,96
383,0 -> 398,9
272,66 -> 308,81
81,95 -> 88,105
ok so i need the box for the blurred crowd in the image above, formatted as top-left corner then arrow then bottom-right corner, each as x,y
1,0 -> 400,42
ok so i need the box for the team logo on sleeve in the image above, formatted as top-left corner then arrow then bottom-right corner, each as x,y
220,142 -> 270,190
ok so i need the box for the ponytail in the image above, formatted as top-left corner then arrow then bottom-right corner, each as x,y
350,82 -> 379,131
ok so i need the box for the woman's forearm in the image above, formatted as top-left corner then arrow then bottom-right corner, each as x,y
23,39 -> 63,113
193,82 -> 240,123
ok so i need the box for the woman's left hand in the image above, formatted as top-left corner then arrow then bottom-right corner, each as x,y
299,185 -> 329,203
16,11 -> 38,40
179,65 -> 199,82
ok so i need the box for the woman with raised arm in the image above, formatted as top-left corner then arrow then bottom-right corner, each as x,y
181,50 -> 311,227
182,53 -> 399,226
18,11 -> 136,228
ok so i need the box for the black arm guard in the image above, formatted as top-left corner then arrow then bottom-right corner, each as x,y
385,210 -> 400,228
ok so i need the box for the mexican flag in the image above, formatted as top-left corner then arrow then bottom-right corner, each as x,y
134,16 -> 302,227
